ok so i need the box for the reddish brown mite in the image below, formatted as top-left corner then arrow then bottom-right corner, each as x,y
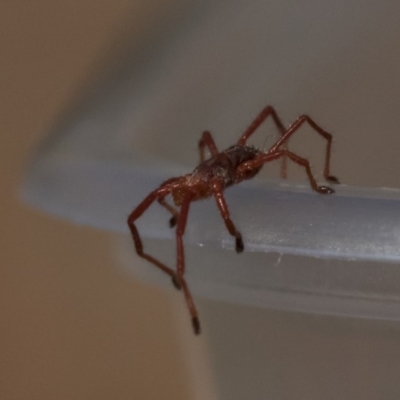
128,105 -> 339,334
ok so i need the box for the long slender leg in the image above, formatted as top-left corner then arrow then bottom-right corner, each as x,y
158,196 -> 179,227
237,106 -> 288,179
127,187 -> 177,280
239,150 -> 335,194
237,106 -> 286,146
212,180 -> 244,253
156,177 -> 182,227
269,115 -> 339,183
176,196 -> 192,276
173,195 -> 200,334
199,130 -> 218,162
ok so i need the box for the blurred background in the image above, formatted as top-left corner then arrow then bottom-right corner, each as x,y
1,1 -> 209,399
3,1 -> 400,400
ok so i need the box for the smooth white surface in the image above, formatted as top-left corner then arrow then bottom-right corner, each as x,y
22,0 -> 400,319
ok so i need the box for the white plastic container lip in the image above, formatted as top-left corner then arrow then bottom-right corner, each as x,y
23,153 -> 400,321
21,0 -> 400,321
23,154 -> 400,263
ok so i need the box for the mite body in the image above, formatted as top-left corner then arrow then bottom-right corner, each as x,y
171,145 -> 262,205
128,105 -> 339,334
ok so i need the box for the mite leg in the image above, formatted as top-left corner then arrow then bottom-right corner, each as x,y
269,115 -> 339,184
127,187 -> 177,281
212,180 -> 244,253
199,130 -> 219,162
158,196 -> 179,228
174,196 -> 200,334
241,150 -> 335,194
237,105 -> 288,179
237,106 -> 286,145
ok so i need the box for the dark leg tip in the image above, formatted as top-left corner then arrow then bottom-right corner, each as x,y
327,175 -> 340,184
192,317 -> 201,335
317,185 -> 335,194
169,216 -> 177,228
235,235 -> 244,253
171,275 -> 182,290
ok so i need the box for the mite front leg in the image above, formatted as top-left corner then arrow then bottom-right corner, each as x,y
198,130 -> 219,162
284,150 -> 334,194
241,150 -> 334,194
127,187 -> 177,280
269,115 -> 340,184
212,180 -> 244,253
174,195 -> 200,334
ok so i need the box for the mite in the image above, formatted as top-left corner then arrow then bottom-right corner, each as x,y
128,105 -> 339,334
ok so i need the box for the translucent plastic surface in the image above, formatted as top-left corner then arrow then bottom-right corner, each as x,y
22,0 -> 400,320
24,158 -> 400,261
